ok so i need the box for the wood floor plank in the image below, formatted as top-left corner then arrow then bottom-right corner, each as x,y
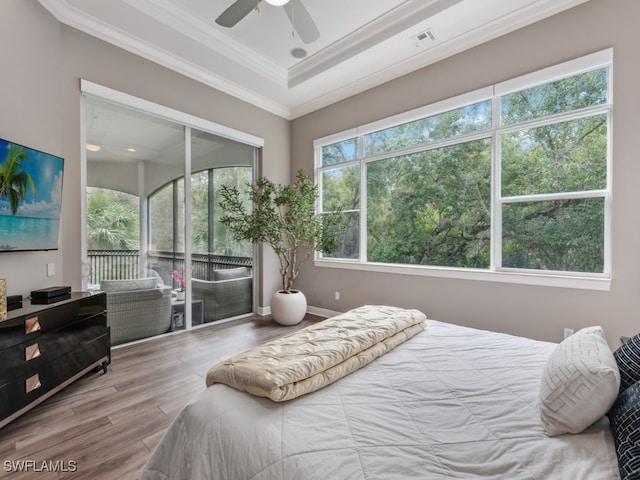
0,313 -> 322,479
13,414 -> 113,454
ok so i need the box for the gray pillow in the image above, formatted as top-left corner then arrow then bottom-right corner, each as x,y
213,267 -> 249,281
101,277 -> 158,292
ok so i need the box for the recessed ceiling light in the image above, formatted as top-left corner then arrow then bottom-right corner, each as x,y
265,0 -> 290,5
291,48 -> 307,59
127,148 -> 136,152
86,143 -> 101,152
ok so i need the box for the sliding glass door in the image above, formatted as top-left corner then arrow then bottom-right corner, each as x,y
190,128 -> 254,324
82,84 -> 259,344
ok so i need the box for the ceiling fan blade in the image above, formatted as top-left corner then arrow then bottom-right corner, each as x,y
216,0 -> 261,28
283,0 -> 320,44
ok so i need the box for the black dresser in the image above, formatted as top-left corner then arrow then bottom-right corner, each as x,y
0,292 -> 110,428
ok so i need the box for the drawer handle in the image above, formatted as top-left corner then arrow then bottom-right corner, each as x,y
25,343 -> 41,361
25,374 -> 41,393
25,317 -> 41,334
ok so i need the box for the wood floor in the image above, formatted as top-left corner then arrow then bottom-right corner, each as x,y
0,313 -> 323,479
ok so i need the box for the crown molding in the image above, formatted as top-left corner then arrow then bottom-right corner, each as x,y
288,0 -> 463,88
120,0 -> 288,85
37,0 -> 292,118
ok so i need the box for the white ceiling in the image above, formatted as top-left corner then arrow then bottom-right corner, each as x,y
38,0 -> 589,119
84,96 -> 252,166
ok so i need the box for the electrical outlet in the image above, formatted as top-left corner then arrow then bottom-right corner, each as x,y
564,328 -> 574,339
334,291 -> 340,300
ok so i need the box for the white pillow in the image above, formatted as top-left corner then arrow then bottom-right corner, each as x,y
539,326 -> 620,436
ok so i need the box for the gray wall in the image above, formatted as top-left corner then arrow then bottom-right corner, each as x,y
0,1 -> 63,295
291,0 -> 640,346
0,0 -> 289,306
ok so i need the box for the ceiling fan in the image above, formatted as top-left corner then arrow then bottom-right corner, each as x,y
216,0 -> 320,44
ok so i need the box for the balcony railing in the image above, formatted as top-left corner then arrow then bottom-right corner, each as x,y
88,250 -> 252,286
88,250 -> 140,285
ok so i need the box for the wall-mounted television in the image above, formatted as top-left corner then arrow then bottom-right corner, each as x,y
0,138 -> 64,252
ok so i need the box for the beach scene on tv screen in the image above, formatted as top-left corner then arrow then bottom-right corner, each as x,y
0,139 -> 64,252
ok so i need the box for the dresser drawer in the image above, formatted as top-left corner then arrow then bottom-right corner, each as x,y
0,322 -> 109,383
0,371 -> 52,421
47,330 -> 110,385
0,301 -> 83,350
0,340 -> 45,383
0,316 -> 45,350
0,329 -> 110,421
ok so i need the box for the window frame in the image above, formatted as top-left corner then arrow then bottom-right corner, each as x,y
314,49 -> 613,291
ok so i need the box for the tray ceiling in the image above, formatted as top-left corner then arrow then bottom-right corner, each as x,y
38,0 -> 589,119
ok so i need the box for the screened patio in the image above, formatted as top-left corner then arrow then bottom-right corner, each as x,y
84,92 -> 258,344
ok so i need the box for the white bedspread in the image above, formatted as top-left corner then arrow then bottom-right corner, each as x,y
140,319 -> 620,480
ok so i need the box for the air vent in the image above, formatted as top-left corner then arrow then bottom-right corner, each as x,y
413,29 -> 436,46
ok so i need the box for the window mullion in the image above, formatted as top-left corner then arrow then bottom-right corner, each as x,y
491,93 -> 502,271
604,105 -> 613,276
502,190 -> 607,203
360,153 -> 367,264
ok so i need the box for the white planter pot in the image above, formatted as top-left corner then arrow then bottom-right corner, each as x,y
271,290 -> 307,326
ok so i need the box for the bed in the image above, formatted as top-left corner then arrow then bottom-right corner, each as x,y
140,306 -> 624,480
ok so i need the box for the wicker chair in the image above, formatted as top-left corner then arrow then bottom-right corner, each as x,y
192,268 -> 252,323
100,278 -> 172,345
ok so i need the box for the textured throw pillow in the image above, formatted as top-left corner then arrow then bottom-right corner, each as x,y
608,380 -> 640,479
539,326 -> 620,436
614,333 -> 640,393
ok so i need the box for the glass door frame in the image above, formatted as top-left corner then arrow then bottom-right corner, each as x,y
80,80 -> 263,332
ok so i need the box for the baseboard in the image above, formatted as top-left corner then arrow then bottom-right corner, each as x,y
256,305 -> 340,319
306,306 -> 341,318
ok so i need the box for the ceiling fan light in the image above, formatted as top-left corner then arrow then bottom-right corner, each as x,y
265,0 -> 290,6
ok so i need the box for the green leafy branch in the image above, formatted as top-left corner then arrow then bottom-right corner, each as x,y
219,169 -> 346,292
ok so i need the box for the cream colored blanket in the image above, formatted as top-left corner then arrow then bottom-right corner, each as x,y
205,305 -> 426,402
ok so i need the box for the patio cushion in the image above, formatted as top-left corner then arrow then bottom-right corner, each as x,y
213,267 -> 249,281
101,277 -> 158,293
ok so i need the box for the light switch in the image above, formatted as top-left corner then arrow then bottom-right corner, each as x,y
47,263 -> 55,277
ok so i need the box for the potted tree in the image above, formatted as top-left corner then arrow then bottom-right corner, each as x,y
219,169 -> 345,325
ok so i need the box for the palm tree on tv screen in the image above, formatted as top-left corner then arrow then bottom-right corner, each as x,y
0,144 -> 36,215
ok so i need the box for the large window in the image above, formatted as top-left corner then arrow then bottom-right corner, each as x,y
315,50 -> 612,289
